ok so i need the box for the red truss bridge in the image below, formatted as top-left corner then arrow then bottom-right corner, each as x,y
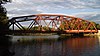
8,14 -> 98,34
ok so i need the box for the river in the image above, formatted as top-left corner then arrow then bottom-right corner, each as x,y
0,35 -> 100,56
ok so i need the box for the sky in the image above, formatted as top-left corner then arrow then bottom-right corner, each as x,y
3,0 -> 100,18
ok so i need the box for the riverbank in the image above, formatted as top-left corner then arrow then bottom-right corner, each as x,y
84,30 -> 100,36
7,30 -> 100,36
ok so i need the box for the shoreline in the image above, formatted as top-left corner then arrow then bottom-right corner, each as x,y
6,30 -> 100,36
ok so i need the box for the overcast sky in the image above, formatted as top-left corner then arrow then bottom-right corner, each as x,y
3,0 -> 100,18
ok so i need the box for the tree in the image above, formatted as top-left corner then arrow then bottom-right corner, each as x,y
0,0 -> 11,4
96,24 -> 100,30
0,0 -> 11,34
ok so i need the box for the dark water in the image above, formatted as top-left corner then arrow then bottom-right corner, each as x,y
0,35 -> 100,56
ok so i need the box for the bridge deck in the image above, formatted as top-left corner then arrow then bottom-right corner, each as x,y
7,30 -> 98,34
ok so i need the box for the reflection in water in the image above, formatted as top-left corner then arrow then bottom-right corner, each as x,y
98,35 -> 100,45
11,36 -> 100,56
61,37 -> 100,56
1,35 -> 100,56
0,35 -> 15,56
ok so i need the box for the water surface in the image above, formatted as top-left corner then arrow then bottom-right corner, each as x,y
1,35 -> 100,56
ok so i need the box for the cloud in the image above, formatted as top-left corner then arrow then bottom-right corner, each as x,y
4,0 -> 43,17
3,0 -> 100,18
73,12 -> 100,15
72,11 -> 100,23
6,0 -> 100,9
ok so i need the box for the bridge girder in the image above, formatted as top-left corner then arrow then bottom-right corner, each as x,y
8,14 -> 98,33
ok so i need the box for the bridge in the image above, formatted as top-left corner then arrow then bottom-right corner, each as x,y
8,14 -> 98,34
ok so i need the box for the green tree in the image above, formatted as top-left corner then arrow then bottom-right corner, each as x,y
43,26 -> 51,31
96,24 -> 100,30
0,0 -> 11,34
